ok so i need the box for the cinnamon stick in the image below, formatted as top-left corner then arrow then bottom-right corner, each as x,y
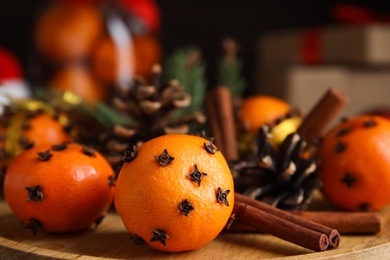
205,86 -> 238,161
233,193 -> 340,248
233,201 -> 330,252
297,87 -> 348,147
291,211 -> 382,234
228,210 -> 381,234
205,92 -> 223,149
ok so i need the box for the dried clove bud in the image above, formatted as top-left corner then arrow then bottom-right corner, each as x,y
26,185 -> 44,201
51,143 -> 68,151
25,219 -> 43,235
204,141 -> 219,154
83,146 -> 96,157
22,141 -> 35,150
217,187 -> 230,206
154,149 -> 174,166
188,164 -> 207,187
19,137 -> 34,150
334,142 -> 346,153
337,127 -> 352,137
178,199 -> 195,216
363,119 -> 377,128
37,150 -> 52,161
340,172 -> 356,189
130,234 -> 147,246
122,145 -> 137,163
150,229 -> 169,246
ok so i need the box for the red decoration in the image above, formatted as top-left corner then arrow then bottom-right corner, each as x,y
0,47 -> 31,112
54,0 -> 100,5
117,0 -> 160,32
299,4 -> 390,65
0,48 -> 23,80
300,28 -> 323,65
332,4 -> 390,25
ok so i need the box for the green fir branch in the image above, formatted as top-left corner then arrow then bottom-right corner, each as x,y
81,102 -> 132,128
163,47 -> 207,119
217,58 -> 246,98
35,87 -> 132,128
217,38 -> 246,99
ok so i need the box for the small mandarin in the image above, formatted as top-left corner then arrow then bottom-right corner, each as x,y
114,134 -> 234,252
318,115 -> 390,211
4,142 -> 115,233
240,95 -> 292,134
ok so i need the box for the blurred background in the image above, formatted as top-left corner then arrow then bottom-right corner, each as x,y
1,0 -> 390,116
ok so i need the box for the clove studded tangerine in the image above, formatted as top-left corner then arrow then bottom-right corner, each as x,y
318,115 -> 390,211
114,134 -> 234,252
3,142 -> 115,233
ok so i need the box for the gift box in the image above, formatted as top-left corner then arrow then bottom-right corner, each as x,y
259,24 -> 390,66
257,65 -> 390,127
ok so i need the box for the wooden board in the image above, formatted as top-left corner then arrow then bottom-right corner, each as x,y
1,193 -> 390,260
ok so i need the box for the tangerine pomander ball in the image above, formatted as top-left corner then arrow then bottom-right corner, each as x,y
318,115 -> 390,211
114,134 -> 234,252
240,95 -> 292,134
4,142 -> 115,233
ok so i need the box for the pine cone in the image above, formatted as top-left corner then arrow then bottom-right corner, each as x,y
231,126 -> 321,210
103,65 -> 206,166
